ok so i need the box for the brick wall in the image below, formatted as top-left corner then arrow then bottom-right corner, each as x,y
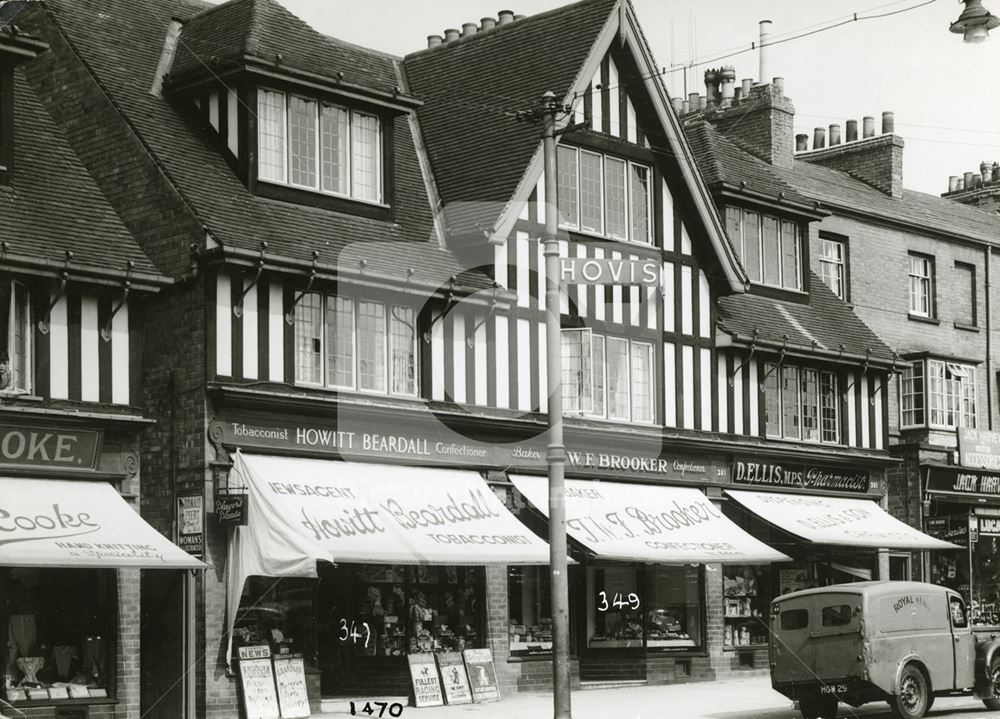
801,135 -> 904,198
807,214 -> 998,437
701,84 -> 795,169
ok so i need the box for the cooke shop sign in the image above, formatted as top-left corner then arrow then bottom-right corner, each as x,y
0,424 -> 101,471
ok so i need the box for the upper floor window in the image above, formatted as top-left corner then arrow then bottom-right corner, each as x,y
818,238 -> 846,300
257,88 -> 382,203
955,261 -> 977,327
557,146 -> 651,244
561,328 -> 654,424
762,363 -> 838,443
900,359 -> 976,430
908,253 -> 934,318
293,293 -> 416,397
725,207 -> 801,291
0,278 -> 31,394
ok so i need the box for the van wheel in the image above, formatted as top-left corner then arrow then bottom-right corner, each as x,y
891,665 -> 929,719
983,658 -> 1000,710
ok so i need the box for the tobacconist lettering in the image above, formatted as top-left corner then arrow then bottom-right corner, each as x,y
732,459 -> 870,493
0,425 -> 100,471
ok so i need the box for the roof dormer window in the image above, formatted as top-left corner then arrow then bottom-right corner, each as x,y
257,87 -> 382,204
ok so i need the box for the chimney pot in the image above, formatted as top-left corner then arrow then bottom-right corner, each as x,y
958,178 -> 966,191
741,78 -> 753,97
427,34 -> 443,48
772,76 -> 784,93
671,97 -> 683,114
480,17 -> 496,30
829,124 -> 841,146
862,116 -> 875,138
462,22 -> 478,37
681,99 -> 690,114
688,92 -> 700,112
498,10 -> 514,25
846,119 -> 858,142
733,87 -> 743,103
704,68 -> 720,105
881,111 -> 895,134
964,171 -> 975,189
444,28 -> 460,42
981,161 -> 991,183
949,175 -> 960,193
758,20 -> 773,88
993,162 -> 1000,182
796,133 -> 809,152
719,69 -> 736,107
813,127 -> 826,149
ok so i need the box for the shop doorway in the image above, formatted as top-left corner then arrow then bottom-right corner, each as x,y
140,570 -> 184,719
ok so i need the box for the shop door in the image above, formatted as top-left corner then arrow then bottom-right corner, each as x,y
579,567 -> 647,682
140,570 -> 184,719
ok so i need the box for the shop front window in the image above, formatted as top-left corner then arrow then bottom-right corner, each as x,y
507,566 -> 552,657
233,577 -> 317,663
722,565 -> 769,648
2,568 -> 116,705
311,563 -> 485,696
585,565 -> 703,651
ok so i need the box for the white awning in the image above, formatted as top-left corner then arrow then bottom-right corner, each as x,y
0,478 -> 205,569
725,490 -> 960,550
509,474 -> 789,564
232,453 -> 550,568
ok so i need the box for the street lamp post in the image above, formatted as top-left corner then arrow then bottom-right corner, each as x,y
539,90 -> 573,719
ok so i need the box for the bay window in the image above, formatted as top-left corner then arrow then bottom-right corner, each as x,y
294,293 -> 416,396
562,329 -> 654,423
900,359 -> 976,429
724,207 -> 801,291
557,146 -> 651,243
763,363 -> 838,443
257,87 -> 381,203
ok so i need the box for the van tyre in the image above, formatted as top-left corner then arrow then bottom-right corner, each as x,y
891,665 -> 929,719
983,657 -> 1000,710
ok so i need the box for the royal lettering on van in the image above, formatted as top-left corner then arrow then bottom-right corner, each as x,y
892,595 -> 929,614
0,425 -> 101,471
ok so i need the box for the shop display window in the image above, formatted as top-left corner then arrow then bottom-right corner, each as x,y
507,566 -> 552,656
1,568 -> 116,705
972,531 -> 1000,626
233,577 -> 317,663
585,565 -> 704,651
722,565 -> 769,648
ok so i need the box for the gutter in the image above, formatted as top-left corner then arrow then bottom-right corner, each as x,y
4,251 -> 168,291
717,328 -> 902,370
210,245 -> 514,308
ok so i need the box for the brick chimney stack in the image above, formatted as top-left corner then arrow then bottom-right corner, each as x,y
701,79 -> 796,169
795,111 -> 904,199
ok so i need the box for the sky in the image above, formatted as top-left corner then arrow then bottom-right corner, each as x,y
269,0 -> 1000,196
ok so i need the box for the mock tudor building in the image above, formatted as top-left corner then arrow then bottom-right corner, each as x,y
681,57 -> 1000,635
13,0 -> 956,715
0,19 -> 201,719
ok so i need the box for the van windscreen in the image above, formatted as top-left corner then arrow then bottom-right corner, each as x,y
822,604 -> 852,627
780,608 -> 808,630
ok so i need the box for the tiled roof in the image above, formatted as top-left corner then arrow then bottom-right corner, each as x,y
1,69 -> 161,281
684,121 -> 813,208
781,159 -> 1000,244
39,0 -> 491,290
718,272 -> 897,363
402,0 -> 618,234
171,0 -> 399,94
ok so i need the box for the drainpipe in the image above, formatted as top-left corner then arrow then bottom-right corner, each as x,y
987,244 -> 993,430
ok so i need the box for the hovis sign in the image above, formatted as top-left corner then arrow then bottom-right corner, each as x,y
560,257 -> 659,286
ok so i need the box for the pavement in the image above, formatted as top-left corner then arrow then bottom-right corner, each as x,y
312,675 -> 1000,719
